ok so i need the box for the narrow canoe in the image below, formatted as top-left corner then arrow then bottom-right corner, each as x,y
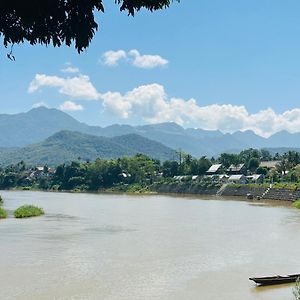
249,274 -> 300,285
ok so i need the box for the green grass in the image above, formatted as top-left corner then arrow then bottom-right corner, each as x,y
14,205 -> 44,218
0,206 -> 7,218
293,200 -> 300,209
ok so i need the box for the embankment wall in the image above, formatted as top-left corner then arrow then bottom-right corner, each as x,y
152,182 -> 300,201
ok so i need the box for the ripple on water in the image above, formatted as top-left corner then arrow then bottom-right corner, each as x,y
84,225 -> 136,234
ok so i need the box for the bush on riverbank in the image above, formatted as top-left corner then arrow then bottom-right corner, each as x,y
0,195 -> 3,205
14,205 -> 44,218
0,206 -> 7,218
293,278 -> 300,299
106,183 -> 151,193
293,200 -> 300,209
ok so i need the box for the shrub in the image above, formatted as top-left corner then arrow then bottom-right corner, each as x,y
293,277 -> 300,300
0,206 -> 7,218
14,205 -> 44,218
0,195 -> 3,205
293,200 -> 300,209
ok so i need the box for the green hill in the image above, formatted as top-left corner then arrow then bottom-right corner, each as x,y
0,131 -> 176,166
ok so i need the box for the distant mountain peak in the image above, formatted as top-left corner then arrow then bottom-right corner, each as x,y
137,122 -> 184,132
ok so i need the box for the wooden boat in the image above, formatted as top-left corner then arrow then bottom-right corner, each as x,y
249,274 -> 300,285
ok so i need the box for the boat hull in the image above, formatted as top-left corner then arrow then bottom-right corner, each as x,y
250,274 -> 300,285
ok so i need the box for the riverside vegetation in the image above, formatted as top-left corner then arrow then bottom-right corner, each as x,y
0,195 -> 7,218
293,200 -> 300,209
14,205 -> 44,218
0,206 -> 7,218
0,149 -> 300,194
0,195 -> 44,219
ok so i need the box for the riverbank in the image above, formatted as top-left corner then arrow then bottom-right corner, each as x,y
5,181 -> 300,202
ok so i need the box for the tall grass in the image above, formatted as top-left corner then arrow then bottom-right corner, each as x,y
0,206 -> 7,218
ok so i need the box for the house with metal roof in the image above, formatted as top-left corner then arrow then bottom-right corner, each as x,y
206,164 -> 223,175
228,174 -> 247,184
246,174 -> 264,184
227,164 -> 247,175
259,161 -> 280,169
205,174 -> 229,183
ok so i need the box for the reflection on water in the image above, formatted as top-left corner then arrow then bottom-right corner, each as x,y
0,191 -> 300,300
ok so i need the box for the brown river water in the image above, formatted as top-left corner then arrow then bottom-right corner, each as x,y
0,191 -> 300,300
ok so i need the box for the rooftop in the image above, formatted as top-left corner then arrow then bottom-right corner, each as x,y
206,164 -> 222,173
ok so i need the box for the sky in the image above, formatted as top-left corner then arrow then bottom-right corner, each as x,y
1,0 -> 300,137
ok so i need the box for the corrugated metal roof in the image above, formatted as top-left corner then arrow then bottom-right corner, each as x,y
229,174 -> 245,180
259,161 -> 280,168
247,174 -> 263,180
227,164 -> 245,172
206,164 -> 222,173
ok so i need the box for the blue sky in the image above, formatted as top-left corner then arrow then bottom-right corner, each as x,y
1,0 -> 300,136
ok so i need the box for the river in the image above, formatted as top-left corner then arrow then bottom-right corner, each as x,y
0,191 -> 299,300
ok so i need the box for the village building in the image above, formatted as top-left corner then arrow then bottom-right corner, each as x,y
227,163 -> 247,175
206,174 -> 229,183
246,174 -> 264,184
228,174 -> 247,184
206,164 -> 223,175
259,161 -> 280,170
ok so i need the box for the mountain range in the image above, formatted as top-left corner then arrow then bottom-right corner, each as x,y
0,107 -> 300,165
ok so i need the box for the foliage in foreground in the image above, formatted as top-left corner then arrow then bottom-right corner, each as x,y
14,205 -> 44,219
0,206 -> 7,219
0,1 -> 178,54
293,278 -> 300,300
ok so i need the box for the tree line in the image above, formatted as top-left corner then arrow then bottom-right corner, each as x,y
0,149 -> 300,191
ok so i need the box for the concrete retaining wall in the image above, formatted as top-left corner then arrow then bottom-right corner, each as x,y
152,182 -> 300,201
152,182 -> 219,195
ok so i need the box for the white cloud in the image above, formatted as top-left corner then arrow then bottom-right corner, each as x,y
102,50 -> 127,66
101,49 -> 168,68
59,101 -> 84,111
32,101 -> 50,108
128,49 -> 168,69
99,83 -> 300,137
28,72 -> 300,137
28,74 -> 99,100
61,66 -> 80,74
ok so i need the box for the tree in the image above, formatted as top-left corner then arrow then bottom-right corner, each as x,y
239,148 -> 260,166
219,153 -> 240,169
162,160 -> 179,178
277,156 -> 290,175
261,149 -> 272,161
190,157 -> 211,175
247,158 -> 260,173
0,0 -> 178,53
256,166 -> 268,176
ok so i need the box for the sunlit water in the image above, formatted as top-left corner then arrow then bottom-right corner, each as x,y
0,191 -> 300,300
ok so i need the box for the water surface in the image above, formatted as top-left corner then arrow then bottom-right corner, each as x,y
0,191 -> 299,300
